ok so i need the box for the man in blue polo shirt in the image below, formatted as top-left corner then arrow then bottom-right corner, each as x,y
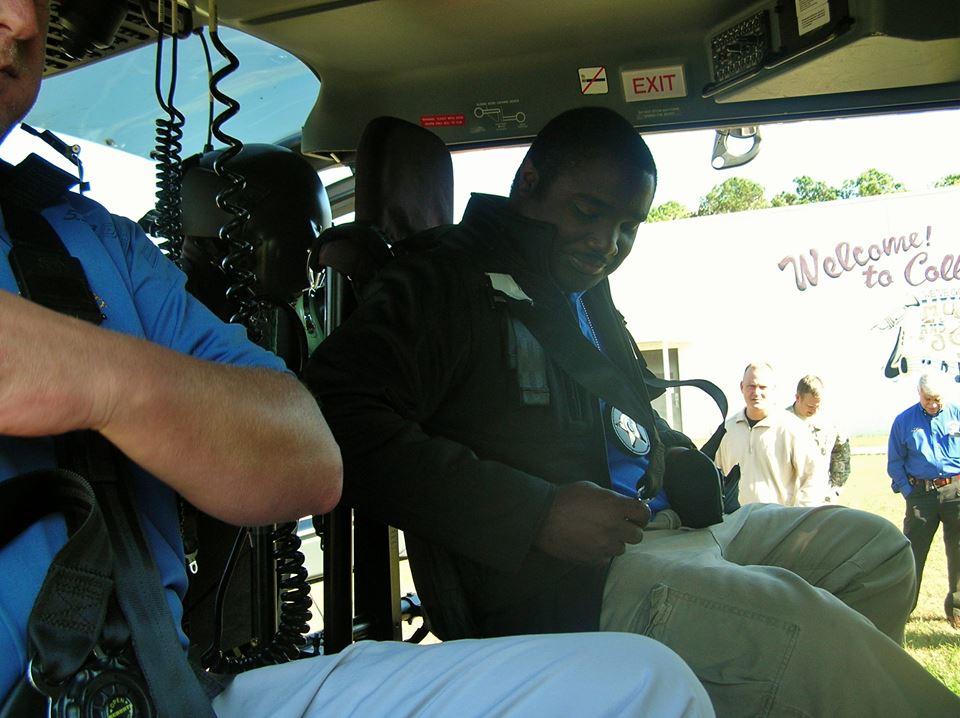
888,372 -> 960,628
0,0 -> 342,707
0,3 -> 712,717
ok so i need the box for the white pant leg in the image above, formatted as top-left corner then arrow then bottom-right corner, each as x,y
212,632 -> 713,718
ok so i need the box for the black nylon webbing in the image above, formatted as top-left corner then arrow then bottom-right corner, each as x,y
0,470 -> 113,687
59,432 -> 216,718
4,202 -> 68,253
624,331 -> 728,460
0,155 -> 77,211
508,299 -> 666,497
2,201 -> 104,324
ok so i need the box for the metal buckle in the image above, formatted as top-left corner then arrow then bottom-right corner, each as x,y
27,657 -> 63,701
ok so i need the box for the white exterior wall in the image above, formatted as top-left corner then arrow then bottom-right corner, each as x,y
610,186 -> 960,441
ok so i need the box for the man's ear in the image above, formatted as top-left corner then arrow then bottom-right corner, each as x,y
512,158 -> 541,198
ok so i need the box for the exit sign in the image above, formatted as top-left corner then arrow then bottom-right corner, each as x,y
621,65 -> 687,102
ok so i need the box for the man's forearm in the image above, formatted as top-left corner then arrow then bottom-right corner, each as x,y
0,288 -> 340,524
95,329 -> 342,525
886,426 -> 909,490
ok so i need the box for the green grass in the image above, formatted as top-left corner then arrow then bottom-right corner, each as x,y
849,434 -> 887,450
842,451 -> 960,694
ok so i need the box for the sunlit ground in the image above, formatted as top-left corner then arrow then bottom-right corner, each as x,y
843,449 -> 960,695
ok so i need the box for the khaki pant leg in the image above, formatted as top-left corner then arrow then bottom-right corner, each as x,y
718,503 -> 915,642
600,504 -> 960,718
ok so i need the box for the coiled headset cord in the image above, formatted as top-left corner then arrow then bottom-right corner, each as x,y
201,523 -> 312,673
151,21 -> 186,263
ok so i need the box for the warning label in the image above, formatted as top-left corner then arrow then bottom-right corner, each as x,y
473,100 -> 527,129
578,67 -> 608,95
420,114 -> 466,128
796,0 -> 830,36
621,65 -> 687,103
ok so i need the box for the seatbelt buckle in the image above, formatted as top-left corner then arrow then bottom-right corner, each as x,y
27,657 -> 64,701
28,647 -> 156,718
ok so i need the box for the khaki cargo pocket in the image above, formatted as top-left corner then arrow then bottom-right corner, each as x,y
642,583 -> 800,718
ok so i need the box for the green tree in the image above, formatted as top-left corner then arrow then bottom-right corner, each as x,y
771,176 -> 839,207
647,200 -> 693,222
697,177 -> 769,216
839,169 -> 906,198
935,173 -> 960,188
771,191 -> 797,207
793,175 -> 840,203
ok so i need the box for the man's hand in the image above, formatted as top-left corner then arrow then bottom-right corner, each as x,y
534,481 -> 650,565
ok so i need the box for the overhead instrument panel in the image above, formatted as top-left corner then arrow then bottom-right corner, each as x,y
707,10 -> 772,93
708,0 -> 959,103
44,0 -> 195,77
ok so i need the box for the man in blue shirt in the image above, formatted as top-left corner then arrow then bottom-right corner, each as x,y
0,3 -> 712,717
0,0 -> 341,705
887,372 -> 960,627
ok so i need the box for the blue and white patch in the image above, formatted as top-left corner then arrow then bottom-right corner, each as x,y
610,407 -> 650,455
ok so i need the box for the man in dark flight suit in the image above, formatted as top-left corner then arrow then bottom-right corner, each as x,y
305,107 -> 960,716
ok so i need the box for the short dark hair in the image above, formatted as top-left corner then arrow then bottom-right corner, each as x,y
796,375 -> 823,398
511,107 -> 657,196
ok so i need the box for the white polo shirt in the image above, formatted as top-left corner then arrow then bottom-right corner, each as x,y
716,409 -> 826,507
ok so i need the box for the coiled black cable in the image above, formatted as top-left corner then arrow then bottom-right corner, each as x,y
198,13 -> 312,672
201,522 -> 312,673
152,20 -> 186,263
198,30 -> 215,154
208,25 -> 261,339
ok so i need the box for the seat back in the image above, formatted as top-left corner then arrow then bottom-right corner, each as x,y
312,117 -> 469,650
354,116 -> 454,243
312,116 -> 453,297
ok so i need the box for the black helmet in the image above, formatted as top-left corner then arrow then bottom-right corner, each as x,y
181,144 -> 332,306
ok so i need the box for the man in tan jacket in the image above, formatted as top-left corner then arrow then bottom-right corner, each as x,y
716,362 -> 827,507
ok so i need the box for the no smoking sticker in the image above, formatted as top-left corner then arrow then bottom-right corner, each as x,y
578,67 -> 608,95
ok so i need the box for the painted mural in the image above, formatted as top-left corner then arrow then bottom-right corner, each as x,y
612,186 -> 960,437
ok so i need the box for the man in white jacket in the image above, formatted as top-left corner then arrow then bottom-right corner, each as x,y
717,362 -> 827,507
